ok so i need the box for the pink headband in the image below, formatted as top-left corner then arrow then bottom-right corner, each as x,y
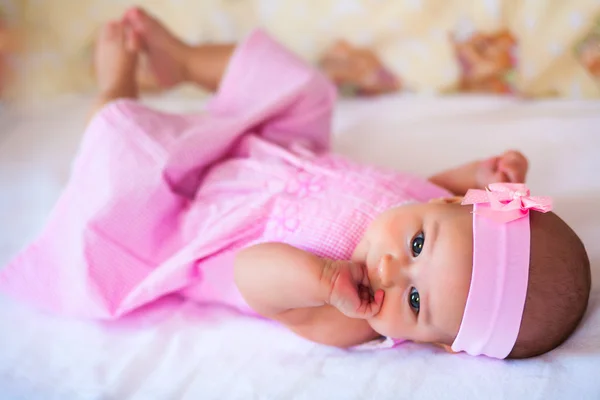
451,183 -> 552,359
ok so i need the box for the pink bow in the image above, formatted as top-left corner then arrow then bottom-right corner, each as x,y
461,183 -> 553,223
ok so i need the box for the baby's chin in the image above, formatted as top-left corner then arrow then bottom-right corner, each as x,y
366,311 -> 401,340
367,313 -> 452,346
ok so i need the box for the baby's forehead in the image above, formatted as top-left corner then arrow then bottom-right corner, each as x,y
421,205 -> 474,338
425,252 -> 472,339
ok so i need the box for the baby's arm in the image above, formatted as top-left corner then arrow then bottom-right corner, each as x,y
428,150 -> 528,195
234,243 -> 381,347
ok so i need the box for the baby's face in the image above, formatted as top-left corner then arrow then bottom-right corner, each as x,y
352,200 -> 474,345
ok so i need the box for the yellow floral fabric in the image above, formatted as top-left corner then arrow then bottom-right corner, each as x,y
6,0 -> 600,98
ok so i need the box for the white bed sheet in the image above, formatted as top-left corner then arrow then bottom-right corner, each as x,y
0,94 -> 599,400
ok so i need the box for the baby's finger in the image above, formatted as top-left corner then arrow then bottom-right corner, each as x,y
358,285 -> 371,302
482,156 -> 499,171
358,289 -> 385,318
360,265 -> 371,289
348,260 -> 370,288
500,167 -> 518,183
367,289 -> 384,317
495,170 -> 510,183
499,161 -> 524,183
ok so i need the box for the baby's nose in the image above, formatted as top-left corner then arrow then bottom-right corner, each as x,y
379,253 -> 409,288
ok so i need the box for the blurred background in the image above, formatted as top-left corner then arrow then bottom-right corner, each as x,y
0,0 -> 599,101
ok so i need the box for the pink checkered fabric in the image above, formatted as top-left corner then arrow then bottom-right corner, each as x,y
0,30 -> 450,319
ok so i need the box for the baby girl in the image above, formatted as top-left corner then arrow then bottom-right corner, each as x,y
0,8 -> 591,359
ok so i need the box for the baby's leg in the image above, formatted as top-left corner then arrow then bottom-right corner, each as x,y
428,150 -> 528,196
124,7 -> 234,92
91,20 -> 140,119
123,7 -> 334,153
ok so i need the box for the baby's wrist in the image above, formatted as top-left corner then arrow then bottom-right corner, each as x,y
317,258 -> 338,305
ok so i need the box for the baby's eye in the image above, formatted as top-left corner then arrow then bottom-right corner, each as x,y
409,287 -> 420,314
411,232 -> 425,257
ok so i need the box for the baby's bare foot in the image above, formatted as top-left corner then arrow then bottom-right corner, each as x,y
124,7 -> 191,88
95,20 -> 139,101
476,150 -> 529,188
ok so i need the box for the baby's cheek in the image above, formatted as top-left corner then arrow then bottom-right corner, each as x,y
370,294 -> 407,338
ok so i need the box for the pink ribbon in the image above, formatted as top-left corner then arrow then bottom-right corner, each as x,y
462,183 -> 553,223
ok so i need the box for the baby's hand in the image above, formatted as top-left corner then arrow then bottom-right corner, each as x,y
321,260 -> 385,319
476,150 -> 529,188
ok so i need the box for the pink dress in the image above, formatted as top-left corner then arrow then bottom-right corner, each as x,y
0,30 -> 449,319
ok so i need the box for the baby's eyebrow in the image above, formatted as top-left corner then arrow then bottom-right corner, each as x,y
427,219 -> 439,260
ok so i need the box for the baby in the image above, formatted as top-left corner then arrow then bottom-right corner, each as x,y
0,8 -> 591,360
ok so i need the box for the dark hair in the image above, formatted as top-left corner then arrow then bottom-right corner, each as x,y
508,211 -> 591,359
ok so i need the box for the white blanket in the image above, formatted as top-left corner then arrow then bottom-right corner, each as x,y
1,94 -> 599,400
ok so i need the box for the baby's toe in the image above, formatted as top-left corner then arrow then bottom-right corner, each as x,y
125,6 -> 155,34
124,24 -> 141,52
101,21 -> 122,41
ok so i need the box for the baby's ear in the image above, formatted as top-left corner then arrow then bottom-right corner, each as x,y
429,196 -> 464,205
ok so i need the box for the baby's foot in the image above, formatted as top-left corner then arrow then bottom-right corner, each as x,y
476,150 -> 529,188
319,40 -> 400,96
124,7 -> 191,88
94,20 -> 139,102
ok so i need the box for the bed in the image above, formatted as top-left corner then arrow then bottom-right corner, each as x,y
1,93 -> 599,399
